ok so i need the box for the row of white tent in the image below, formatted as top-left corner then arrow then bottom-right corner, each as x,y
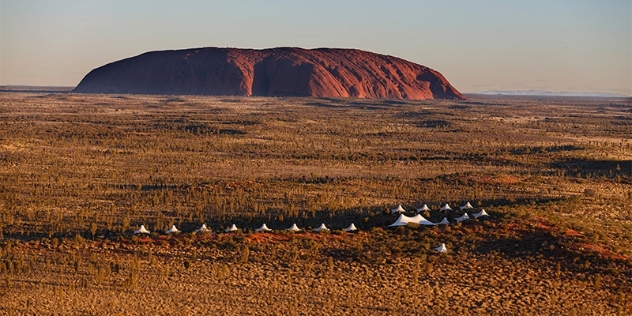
134,224 -> 450,252
133,208 -> 489,236
391,202 -> 475,214
131,201 -> 488,235
133,222 -> 359,235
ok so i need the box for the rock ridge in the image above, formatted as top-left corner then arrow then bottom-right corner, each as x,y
74,47 -> 464,100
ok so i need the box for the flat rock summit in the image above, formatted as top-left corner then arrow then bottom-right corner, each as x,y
74,47 -> 464,100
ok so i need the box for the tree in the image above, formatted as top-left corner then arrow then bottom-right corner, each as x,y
89,222 -> 98,239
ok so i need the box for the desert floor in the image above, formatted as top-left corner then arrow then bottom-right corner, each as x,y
1,93 -> 631,315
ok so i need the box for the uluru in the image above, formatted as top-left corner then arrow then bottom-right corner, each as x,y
73,47 -> 465,100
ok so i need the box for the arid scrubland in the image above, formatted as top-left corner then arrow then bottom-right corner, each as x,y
0,92 -> 631,315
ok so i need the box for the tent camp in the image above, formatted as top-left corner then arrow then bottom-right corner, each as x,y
165,225 -> 180,234
436,218 -> 450,225
195,224 -> 211,233
314,223 -> 330,232
344,223 -> 358,232
434,243 -> 448,253
389,214 -> 436,227
416,204 -> 431,213
134,225 -> 150,234
225,224 -> 238,232
391,205 -> 406,214
473,209 -> 490,219
440,204 -> 452,211
286,223 -> 301,232
454,213 -> 470,223
460,202 -> 474,210
256,223 -> 272,232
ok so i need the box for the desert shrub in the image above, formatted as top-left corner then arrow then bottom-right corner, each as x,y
327,256 -> 334,274
406,222 -> 420,230
239,246 -> 250,264
74,234 -> 86,248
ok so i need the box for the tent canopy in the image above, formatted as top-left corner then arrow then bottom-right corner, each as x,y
434,243 -> 448,253
256,223 -> 272,232
416,204 -> 431,213
436,218 -> 450,225
440,203 -> 452,211
389,214 -> 419,227
460,202 -> 474,210
389,214 -> 436,227
473,209 -> 489,219
314,223 -> 329,232
196,224 -> 211,233
455,213 -> 470,222
344,223 -> 357,232
165,225 -> 180,234
418,216 -> 437,226
225,224 -> 238,232
287,223 -> 301,232
391,205 -> 406,214
134,225 -> 150,234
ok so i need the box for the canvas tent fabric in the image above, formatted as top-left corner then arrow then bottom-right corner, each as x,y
391,205 -> 406,214
436,218 -> 450,225
418,215 -> 437,226
165,225 -> 180,234
134,225 -> 150,234
389,214 -> 436,227
473,209 -> 490,219
195,224 -> 211,233
256,223 -> 272,232
389,214 -> 419,227
416,204 -> 431,213
344,223 -> 357,232
455,213 -> 470,223
440,204 -> 452,211
286,223 -> 301,232
225,224 -> 238,232
460,202 -> 474,210
314,223 -> 330,232
434,243 -> 448,253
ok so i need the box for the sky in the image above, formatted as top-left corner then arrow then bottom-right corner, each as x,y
1,0 -> 630,95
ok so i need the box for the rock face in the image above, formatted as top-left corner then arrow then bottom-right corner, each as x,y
74,47 -> 464,100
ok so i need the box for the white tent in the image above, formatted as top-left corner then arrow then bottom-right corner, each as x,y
391,205 -> 406,214
195,224 -> 211,233
472,209 -> 490,219
286,223 -> 301,232
314,223 -> 329,232
165,225 -> 180,234
416,204 -> 431,213
344,223 -> 357,232
440,204 -> 452,211
256,223 -> 272,232
434,243 -> 448,253
134,225 -> 150,235
389,214 -> 418,227
455,213 -> 470,223
436,218 -> 450,225
225,224 -> 238,232
418,215 -> 438,226
460,202 -> 474,210
389,214 -> 436,227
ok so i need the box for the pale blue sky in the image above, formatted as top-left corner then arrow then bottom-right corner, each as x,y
1,0 -> 630,94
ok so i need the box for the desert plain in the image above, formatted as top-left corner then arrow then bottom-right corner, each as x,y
0,92 -> 631,315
